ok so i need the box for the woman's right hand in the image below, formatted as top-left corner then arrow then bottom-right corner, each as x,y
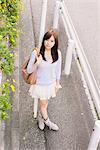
36,54 -> 42,65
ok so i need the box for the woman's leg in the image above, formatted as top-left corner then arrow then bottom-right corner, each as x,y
38,99 -> 59,131
38,99 -> 48,120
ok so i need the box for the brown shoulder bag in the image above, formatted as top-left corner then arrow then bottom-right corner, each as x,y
22,48 -> 39,85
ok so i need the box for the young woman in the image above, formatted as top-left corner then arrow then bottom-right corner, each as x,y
27,28 -> 62,131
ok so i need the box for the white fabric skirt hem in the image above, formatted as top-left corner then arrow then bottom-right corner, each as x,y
29,82 -> 57,100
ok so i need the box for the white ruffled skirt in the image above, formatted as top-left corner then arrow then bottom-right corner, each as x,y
29,82 -> 57,100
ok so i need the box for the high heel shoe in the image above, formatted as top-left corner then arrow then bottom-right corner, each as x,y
44,118 -> 59,131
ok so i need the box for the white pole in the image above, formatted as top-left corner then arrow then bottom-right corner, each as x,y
53,1 -> 73,75
34,98 -> 38,118
87,120 -> 100,150
53,0 -> 61,29
64,39 -> 75,75
39,0 -> 48,48
60,10 -> 73,75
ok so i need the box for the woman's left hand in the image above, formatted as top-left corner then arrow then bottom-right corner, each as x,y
55,81 -> 62,93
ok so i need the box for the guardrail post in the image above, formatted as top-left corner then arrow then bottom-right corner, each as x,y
53,0 -> 61,28
39,0 -> 48,48
87,120 -> 100,150
64,39 -> 75,75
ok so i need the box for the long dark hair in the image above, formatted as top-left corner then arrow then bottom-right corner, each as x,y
40,28 -> 58,63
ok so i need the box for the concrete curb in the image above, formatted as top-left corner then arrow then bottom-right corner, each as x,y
10,36 -> 20,150
0,120 -> 5,150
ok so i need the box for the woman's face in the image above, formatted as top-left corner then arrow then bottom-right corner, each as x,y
44,35 -> 55,50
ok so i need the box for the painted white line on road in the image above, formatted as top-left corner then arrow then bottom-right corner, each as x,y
73,49 -> 98,121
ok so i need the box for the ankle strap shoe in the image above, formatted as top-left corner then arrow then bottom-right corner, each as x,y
44,118 -> 59,131
38,114 -> 45,130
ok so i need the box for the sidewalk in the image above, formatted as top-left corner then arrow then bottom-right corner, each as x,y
19,0 -> 46,149
3,0 -> 97,150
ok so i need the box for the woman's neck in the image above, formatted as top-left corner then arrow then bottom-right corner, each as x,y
45,49 -> 52,59
45,49 -> 51,52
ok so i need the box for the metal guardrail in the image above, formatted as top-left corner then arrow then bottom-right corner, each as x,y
53,0 -> 100,118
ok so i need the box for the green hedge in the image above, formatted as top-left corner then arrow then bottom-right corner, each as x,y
0,0 -> 21,120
